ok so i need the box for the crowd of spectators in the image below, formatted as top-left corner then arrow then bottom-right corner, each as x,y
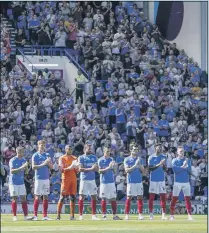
0,14 -> 12,72
0,1 -> 208,204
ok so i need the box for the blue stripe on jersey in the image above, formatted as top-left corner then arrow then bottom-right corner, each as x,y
124,156 -> 142,183
32,152 -> 50,180
98,156 -> 115,184
79,154 -> 97,181
9,156 -> 26,185
172,158 -> 191,183
148,154 -> 166,182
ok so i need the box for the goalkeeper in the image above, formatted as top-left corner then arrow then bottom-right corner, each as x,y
56,145 -> 79,220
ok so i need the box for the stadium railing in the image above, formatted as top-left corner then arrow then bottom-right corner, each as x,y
17,47 -> 89,99
17,45 -> 89,81
17,48 -> 38,73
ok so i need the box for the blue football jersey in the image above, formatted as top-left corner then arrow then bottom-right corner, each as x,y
148,153 -> 167,182
9,156 -> 26,185
172,158 -> 191,183
98,156 -> 115,184
124,156 -> 142,183
79,154 -> 98,181
32,152 -> 50,180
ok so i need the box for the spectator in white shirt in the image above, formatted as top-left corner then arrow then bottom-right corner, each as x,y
199,157 -> 208,187
68,129 -> 76,146
102,37 -> 112,55
29,107 -> 37,124
111,39 -> 120,55
116,170 -> 126,200
126,116 -> 137,145
96,146 -> 104,158
42,92 -> 52,113
54,148 -> 63,159
103,55 -> 114,73
114,28 -> 125,41
93,9 -> 104,24
109,127 -> 120,141
46,9 -> 56,26
83,13 -> 93,30
12,105 -> 24,125
126,86 -> 134,98
54,27 -> 67,47
191,160 -> 201,187
26,100 -> 37,113
41,124 -> 54,138
1,131 -> 8,152
82,119 -> 90,132
173,69 -> 183,87
146,134 -> 157,156
135,81 -> 146,95
55,121 -> 67,142
77,28 -> 87,44
169,118 -> 179,135
101,1 -> 112,8
76,108 -> 85,121
140,56 -> 150,71
166,149 -> 175,170
177,115 -> 187,128
188,122 -> 196,134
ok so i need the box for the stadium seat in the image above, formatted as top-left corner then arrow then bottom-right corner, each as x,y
17,21 -> 25,29
121,135 -> 127,142
35,7 -> 41,14
37,135 -> 42,140
37,129 -> 43,135
7,9 -> 13,20
92,103 -> 97,109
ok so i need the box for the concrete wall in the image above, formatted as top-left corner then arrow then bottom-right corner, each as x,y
148,1 -> 155,23
148,2 -> 207,70
169,2 -> 201,66
62,57 -> 78,94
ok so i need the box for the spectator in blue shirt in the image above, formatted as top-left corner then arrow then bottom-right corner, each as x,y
27,186 -> 35,203
158,114 -> 170,137
116,151 -> 125,165
28,14 -> 40,44
116,103 -> 126,134
128,67 -> 140,84
49,188 -> 60,203
50,171 -> 61,192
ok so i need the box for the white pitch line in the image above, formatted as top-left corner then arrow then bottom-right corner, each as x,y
28,64 -> 59,67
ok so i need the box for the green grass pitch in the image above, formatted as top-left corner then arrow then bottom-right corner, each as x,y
1,214 -> 207,233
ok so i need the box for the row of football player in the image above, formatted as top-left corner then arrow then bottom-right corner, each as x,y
7,140 -> 193,221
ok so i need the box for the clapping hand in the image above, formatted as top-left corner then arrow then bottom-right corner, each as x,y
135,158 -> 140,167
109,161 -> 115,169
22,161 -> 28,169
91,164 -> 98,171
181,159 -> 188,168
159,159 -> 166,166
20,161 -> 28,171
43,158 -> 51,166
43,159 -> 48,166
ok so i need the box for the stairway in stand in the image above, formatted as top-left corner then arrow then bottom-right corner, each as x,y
2,17 -> 17,66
